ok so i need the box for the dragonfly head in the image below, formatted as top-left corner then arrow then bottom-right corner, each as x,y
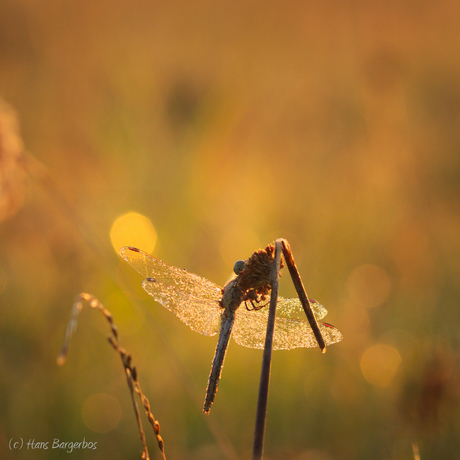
233,260 -> 245,275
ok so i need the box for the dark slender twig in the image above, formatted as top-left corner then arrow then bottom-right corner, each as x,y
252,239 -> 282,460
280,239 -> 326,352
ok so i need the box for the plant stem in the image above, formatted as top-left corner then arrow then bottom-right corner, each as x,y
280,239 -> 326,352
252,239 -> 282,460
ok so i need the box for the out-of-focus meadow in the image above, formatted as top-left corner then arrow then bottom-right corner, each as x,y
1,1 -> 460,459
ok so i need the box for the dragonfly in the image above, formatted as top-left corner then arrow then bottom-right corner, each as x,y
120,245 -> 343,414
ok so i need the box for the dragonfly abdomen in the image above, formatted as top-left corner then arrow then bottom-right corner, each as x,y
203,309 -> 235,414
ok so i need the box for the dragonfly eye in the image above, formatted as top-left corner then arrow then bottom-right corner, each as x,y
233,260 -> 245,275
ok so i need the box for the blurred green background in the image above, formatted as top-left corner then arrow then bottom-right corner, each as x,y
1,1 -> 460,459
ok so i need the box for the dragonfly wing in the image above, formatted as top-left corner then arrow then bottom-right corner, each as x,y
120,247 -> 222,299
142,279 -> 222,336
120,246 -> 223,336
276,297 -> 328,321
232,301 -> 342,350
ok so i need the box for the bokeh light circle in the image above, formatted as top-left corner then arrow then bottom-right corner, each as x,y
110,211 -> 157,254
347,264 -> 390,308
360,344 -> 402,387
81,393 -> 121,433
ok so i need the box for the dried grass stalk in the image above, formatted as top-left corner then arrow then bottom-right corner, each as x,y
57,292 -> 166,460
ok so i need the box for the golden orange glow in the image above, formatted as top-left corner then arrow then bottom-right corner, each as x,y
110,212 -> 157,254
1,0 -> 459,456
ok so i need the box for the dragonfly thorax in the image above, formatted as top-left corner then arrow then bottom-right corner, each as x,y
220,277 -> 245,313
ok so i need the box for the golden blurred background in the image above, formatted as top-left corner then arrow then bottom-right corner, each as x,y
1,0 -> 460,459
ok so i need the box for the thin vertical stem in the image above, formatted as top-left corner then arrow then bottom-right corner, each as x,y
252,239 -> 282,460
280,239 -> 326,352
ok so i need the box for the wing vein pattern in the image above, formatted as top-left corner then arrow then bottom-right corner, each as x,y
121,247 -> 223,336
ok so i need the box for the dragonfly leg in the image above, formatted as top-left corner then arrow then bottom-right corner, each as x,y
245,299 -> 269,311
